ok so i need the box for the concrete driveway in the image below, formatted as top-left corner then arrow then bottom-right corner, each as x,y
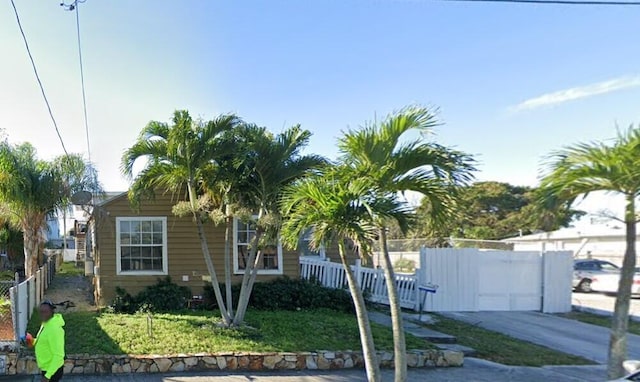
442,310 -> 640,364
0,359 -> 608,382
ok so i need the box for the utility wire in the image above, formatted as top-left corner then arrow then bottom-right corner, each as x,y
10,0 -> 69,155
74,2 -> 92,163
440,0 -> 640,5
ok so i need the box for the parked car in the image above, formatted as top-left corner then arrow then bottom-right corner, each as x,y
574,259 -> 620,292
574,259 -> 640,294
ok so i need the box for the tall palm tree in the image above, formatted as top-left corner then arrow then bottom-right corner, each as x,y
281,168 -> 410,382
0,142 -> 64,277
338,106 -> 475,381
232,124 -> 325,326
122,110 -> 241,326
539,127 -> 640,379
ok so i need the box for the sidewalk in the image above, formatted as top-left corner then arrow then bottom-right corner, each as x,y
0,360 -> 608,381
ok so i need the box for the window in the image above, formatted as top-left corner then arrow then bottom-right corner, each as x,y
116,217 -> 168,275
233,217 -> 283,275
598,261 -> 619,271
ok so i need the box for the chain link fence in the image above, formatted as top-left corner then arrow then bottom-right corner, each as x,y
0,278 -> 17,342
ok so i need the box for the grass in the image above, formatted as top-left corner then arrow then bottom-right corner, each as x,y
57,262 -> 85,277
27,308 -> 429,355
560,311 -> 640,335
426,314 -> 594,366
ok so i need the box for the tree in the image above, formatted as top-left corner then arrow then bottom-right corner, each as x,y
231,124 -> 325,326
412,181 -> 584,241
122,110 -> 241,326
0,142 -> 64,276
538,127 -> 640,379
338,106 -> 475,382
281,168 -> 407,382
52,154 -> 103,262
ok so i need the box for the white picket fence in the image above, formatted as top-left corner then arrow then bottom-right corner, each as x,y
300,247 -> 573,313
299,257 -> 420,309
4,255 -> 58,346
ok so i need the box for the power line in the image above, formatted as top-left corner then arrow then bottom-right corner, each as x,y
10,0 -> 69,155
74,1 -> 92,163
440,0 -> 640,5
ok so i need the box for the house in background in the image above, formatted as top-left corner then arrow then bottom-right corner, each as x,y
88,192 -> 310,306
503,223 -> 638,266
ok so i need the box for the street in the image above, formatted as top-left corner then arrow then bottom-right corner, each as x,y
573,292 -> 640,318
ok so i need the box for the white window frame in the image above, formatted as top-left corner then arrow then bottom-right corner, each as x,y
233,217 -> 283,275
116,216 -> 168,276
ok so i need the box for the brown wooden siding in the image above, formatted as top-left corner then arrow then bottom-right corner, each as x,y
94,193 -> 299,306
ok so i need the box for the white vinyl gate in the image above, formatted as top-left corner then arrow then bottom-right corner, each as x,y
420,248 -> 572,313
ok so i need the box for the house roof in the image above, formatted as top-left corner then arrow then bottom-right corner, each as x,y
95,191 -> 127,207
503,224 -> 628,242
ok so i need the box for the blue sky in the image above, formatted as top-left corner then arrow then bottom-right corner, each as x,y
1,0 -> 639,215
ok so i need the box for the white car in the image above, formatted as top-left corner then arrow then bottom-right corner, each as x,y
573,259 -> 640,294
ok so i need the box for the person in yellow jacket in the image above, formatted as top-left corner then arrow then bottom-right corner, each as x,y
33,300 -> 65,382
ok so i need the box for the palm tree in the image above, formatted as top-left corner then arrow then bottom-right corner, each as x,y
0,142 -> 64,277
52,154 -> 103,262
539,127 -> 640,379
281,168 -> 409,382
122,110 -> 241,326
231,124 -> 325,326
338,106 -> 475,381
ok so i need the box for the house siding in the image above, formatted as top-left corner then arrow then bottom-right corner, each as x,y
93,193 -> 299,306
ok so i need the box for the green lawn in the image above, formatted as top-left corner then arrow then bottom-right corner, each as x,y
560,311 -> 640,335
426,314 -> 594,366
57,262 -> 85,277
28,309 -> 429,355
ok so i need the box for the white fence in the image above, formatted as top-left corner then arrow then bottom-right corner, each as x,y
299,257 -> 418,309
300,247 -> 573,313
4,256 -> 58,345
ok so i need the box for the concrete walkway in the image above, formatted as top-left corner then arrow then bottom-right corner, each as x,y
442,311 -> 640,364
1,360 -> 608,381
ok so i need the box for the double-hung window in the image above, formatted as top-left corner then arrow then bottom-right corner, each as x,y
233,217 -> 282,275
116,217 -> 168,275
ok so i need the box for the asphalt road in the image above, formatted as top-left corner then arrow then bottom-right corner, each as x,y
1,360 -> 608,382
573,292 -> 640,318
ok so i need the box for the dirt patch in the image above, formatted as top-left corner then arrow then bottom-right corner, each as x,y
0,308 -> 14,340
43,275 -> 95,313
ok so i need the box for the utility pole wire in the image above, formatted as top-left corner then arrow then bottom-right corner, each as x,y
10,0 -> 69,155
441,0 -> 640,5
75,2 -> 92,163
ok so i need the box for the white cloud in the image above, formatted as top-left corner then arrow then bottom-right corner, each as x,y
512,75 -> 640,112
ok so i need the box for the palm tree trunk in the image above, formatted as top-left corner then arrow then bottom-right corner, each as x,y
607,195 -> 636,379
187,182 -> 231,325
233,228 -> 264,326
224,209 -> 233,317
23,224 -> 39,278
338,241 -> 381,382
379,228 -> 407,382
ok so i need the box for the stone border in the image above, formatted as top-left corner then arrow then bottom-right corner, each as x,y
2,349 -> 463,375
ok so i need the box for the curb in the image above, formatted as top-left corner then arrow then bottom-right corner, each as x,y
571,304 -> 640,322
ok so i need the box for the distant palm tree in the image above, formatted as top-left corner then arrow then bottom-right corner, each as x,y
338,106 -> 475,381
231,124 -> 325,326
0,142 -> 64,277
281,168 -> 409,382
539,127 -> 640,379
122,110 -> 241,326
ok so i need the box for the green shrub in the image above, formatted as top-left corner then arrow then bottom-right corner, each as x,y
394,258 -> 416,273
204,277 -> 354,313
109,277 -> 192,313
0,270 -> 15,281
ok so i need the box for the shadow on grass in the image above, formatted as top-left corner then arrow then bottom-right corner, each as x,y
27,310 -> 124,355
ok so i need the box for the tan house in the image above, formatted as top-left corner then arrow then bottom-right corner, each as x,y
89,192 -> 305,306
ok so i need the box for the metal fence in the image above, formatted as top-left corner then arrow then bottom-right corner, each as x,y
0,255 -> 58,348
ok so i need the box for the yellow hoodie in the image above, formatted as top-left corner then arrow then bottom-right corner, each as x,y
34,313 -> 65,379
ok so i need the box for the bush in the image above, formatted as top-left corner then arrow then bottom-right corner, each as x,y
109,277 -> 192,313
204,277 -> 355,313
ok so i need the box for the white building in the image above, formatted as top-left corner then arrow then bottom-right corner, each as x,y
503,223 -> 636,266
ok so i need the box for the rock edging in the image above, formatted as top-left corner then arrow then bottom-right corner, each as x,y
2,349 -> 463,375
